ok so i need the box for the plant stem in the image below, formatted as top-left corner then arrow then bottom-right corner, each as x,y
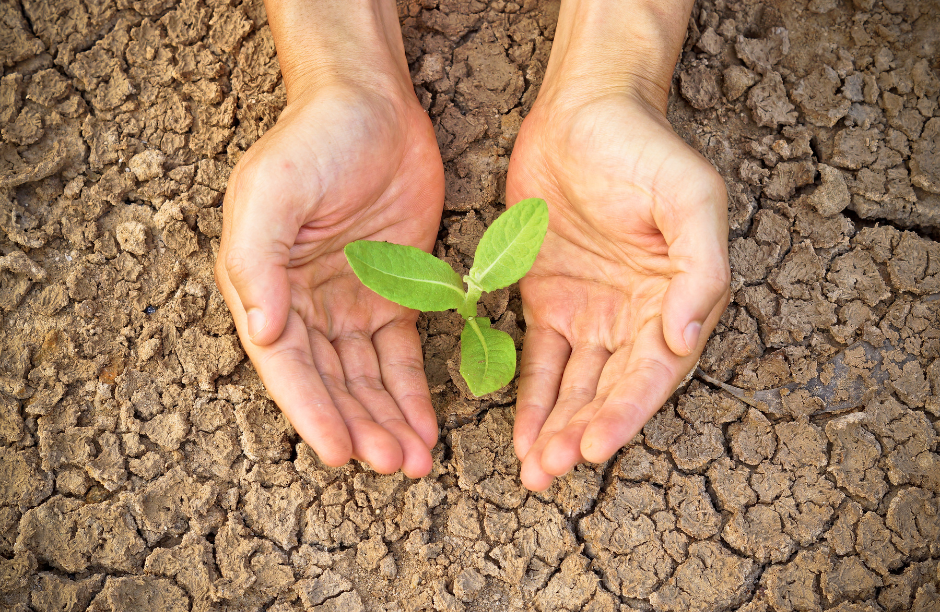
459,275 -> 482,319
467,317 -> 488,361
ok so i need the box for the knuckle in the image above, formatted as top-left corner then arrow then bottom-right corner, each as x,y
514,396 -> 547,414
347,374 -> 385,392
342,414 -> 373,429
559,384 -> 595,403
319,372 -> 347,393
224,247 -> 258,281
718,284 -> 733,310
213,253 -> 227,285
712,264 -> 732,291
520,362 -> 559,381
390,354 -> 425,373
631,356 -> 675,383
686,261 -> 731,298
376,415 -> 407,429
569,413 -> 594,428
600,397 -> 645,424
257,346 -> 314,371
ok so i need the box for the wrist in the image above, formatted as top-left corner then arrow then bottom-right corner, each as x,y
537,0 -> 694,115
264,0 -> 413,104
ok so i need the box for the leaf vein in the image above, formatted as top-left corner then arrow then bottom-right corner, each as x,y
351,257 -> 465,298
469,318 -> 490,379
475,218 -> 537,282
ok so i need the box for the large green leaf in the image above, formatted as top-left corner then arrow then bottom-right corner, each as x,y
468,198 -> 548,292
460,317 -> 516,396
345,240 -> 465,311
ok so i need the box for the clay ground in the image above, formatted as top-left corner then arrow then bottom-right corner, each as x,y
1,0 -> 939,610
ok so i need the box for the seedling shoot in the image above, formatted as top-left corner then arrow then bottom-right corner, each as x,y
344,198 -> 549,396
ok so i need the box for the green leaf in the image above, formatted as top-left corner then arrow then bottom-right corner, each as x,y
460,317 -> 516,396
468,198 -> 549,292
345,240 -> 465,311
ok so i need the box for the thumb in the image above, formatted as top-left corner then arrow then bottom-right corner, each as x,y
658,179 -> 731,357
217,169 -> 300,347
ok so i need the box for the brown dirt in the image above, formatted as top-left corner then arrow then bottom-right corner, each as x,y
1,0 -> 939,610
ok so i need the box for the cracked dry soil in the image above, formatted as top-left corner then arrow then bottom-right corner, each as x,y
1,0 -> 939,610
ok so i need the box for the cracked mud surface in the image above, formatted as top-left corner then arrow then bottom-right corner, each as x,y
1,0 -> 940,610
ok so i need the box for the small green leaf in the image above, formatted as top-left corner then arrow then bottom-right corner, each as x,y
460,317 -> 516,396
469,198 -> 549,292
345,240 -> 465,311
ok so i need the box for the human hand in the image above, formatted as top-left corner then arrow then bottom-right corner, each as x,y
506,0 -> 730,491
215,1 -> 443,477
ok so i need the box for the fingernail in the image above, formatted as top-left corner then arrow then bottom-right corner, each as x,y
247,308 -> 267,339
683,321 -> 702,355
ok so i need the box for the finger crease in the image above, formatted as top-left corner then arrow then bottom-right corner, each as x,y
346,374 -> 385,392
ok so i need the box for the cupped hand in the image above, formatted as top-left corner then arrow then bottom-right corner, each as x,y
507,92 -> 730,491
215,81 -> 444,478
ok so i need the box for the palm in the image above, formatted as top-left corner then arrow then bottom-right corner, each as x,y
265,89 -> 443,336
217,85 -> 444,476
506,94 -> 730,490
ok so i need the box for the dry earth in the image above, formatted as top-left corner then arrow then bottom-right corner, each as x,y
1,0 -> 939,610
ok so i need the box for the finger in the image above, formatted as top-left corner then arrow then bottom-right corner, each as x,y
513,326 -> 570,461
218,162 -> 305,346
539,398 -> 601,478
519,435 -> 557,492
519,343 -> 609,489
539,348 -> 632,476
537,344 -> 610,476
580,317 -> 695,464
657,175 -> 731,357
332,331 -> 432,478
373,321 -> 439,449
248,312 -> 353,467
540,345 -> 611,476
215,262 -> 353,466
308,330 -> 405,474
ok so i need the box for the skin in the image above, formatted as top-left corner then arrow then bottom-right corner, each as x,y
214,0 -> 442,477
215,0 -> 730,488
506,0 -> 731,489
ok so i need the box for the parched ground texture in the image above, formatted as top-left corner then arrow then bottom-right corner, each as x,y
1,0 -> 939,610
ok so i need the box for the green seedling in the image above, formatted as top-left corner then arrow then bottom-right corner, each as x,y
344,198 -> 549,396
